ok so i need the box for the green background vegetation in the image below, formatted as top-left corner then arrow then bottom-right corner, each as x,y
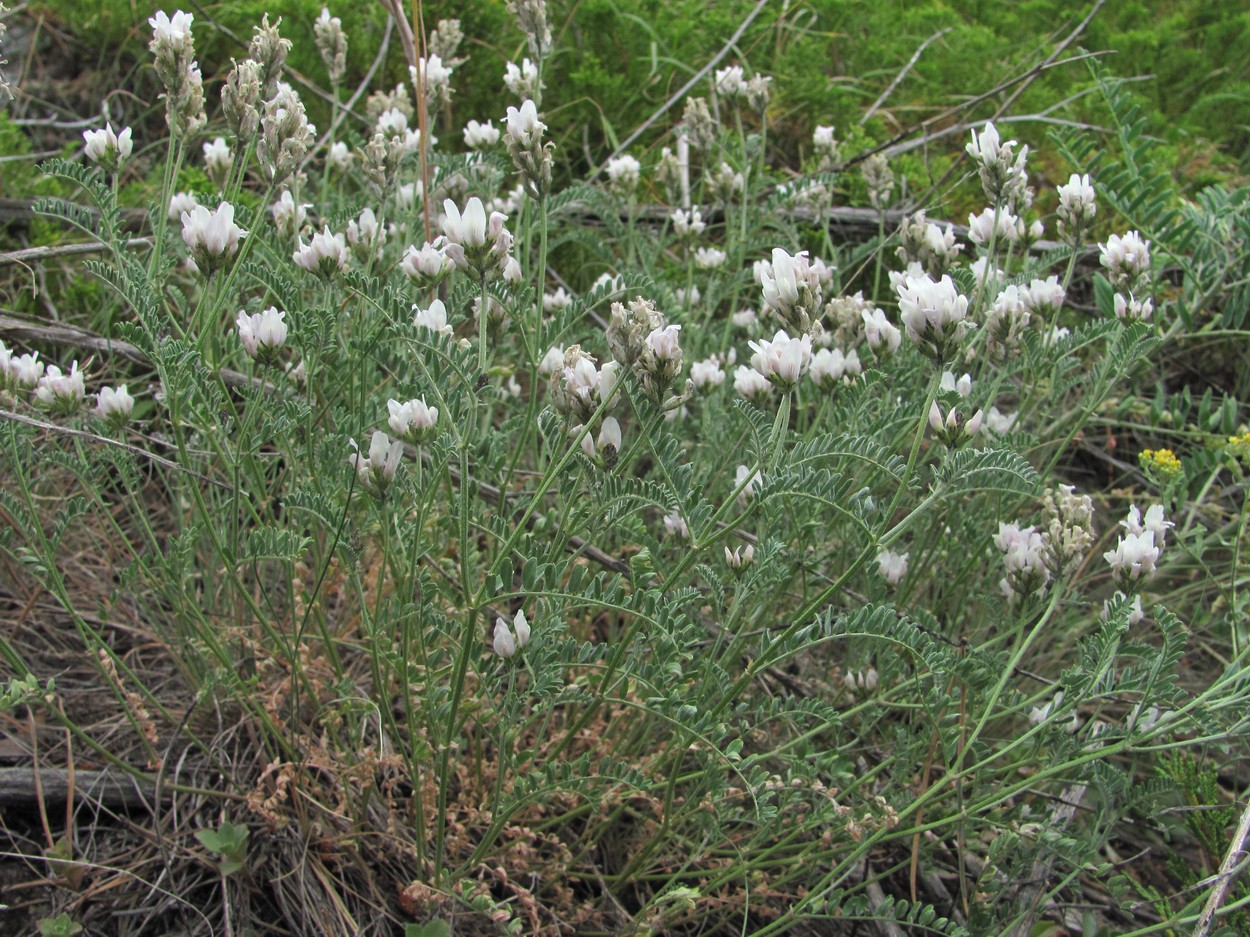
19,0 -> 1250,186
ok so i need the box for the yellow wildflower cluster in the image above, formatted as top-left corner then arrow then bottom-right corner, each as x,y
1139,448 -> 1183,480
1227,432 -> 1250,467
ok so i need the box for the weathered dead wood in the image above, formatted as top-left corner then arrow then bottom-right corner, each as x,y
0,766 -> 160,810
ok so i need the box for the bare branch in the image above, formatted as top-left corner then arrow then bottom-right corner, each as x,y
861,28 -> 951,126
593,0 -> 772,180
0,237 -> 149,268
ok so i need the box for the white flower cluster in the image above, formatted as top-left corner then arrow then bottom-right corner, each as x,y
504,99 -> 552,199
181,201 -> 246,274
876,548 -> 908,586
1056,173 -> 1096,245
605,154 -> 642,198
82,124 -> 133,172
387,398 -> 439,445
441,197 -> 514,283
493,609 -> 532,658
349,431 -> 404,498
965,121 -> 1029,206
896,211 -> 963,278
0,341 -> 45,394
1100,231 -> 1154,321
748,329 -> 812,392
1104,504 -> 1172,587
995,522 -> 1049,606
293,226 -> 348,279
236,306 -> 288,365
148,10 -> 205,136
895,273 -> 970,365
760,248 -> 825,337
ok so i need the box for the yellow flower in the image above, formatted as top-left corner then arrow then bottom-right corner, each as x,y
1139,448 -> 1182,480
1227,433 -> 1250,467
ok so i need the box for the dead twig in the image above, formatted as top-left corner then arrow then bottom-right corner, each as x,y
0,408 -> 235,491
0,311 -> 267,392
1193,794 -> 1250,937
861,28 -> 951,126
593,0 -> 772,179
0,237 -> 150,268
0,766 -> 160,809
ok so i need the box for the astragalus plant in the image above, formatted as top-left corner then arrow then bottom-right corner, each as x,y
2,5 -> 1249,936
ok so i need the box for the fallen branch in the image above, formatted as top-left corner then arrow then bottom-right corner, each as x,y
593,0 -> 772,179
0,237 -> 150,268
0,766 -> 160,810
1193,793 -> 1250,937
861,28 -> 951,126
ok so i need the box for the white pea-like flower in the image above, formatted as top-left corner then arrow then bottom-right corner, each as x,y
345,208 -> 387,263
967,206 -> 1022,246
441,196 -> 513,280
492,609 -> 531,659
1104,503 -> 1171,586
928,400 -> 983,446
812,124 -> 837,153
861,307 -> 902,353
876,548 -> 908,585
202,135 -> 232,183
896,273 -> 970,363
83,123 -> 133,171
1122,503 -> 1174,549
965,120 -> 1029,205
939,371 -> 972,398
735,464 -> 760,507
598,416 -> 622,457
94,384 -> 135,426
725,543 -> 755,571
662,510 -> 689,539
168,191 -> 199,222
401,239 -> 452,286
2,346 -> 44,390
35,361 -> 86,414
733,364 -> 771,402
148,10 -> 194,53
269,190 -> 309,240
1023,276 -> 1066,318
543,288 -> 573,312
387,397 -> 439,444
671,208 -> 706,239
1099,231 -> 1152,294
413,298 -> 453,336
463,119 -> 501,149
694,247 -> 727,269
689,356 -> 727,391
349,431 -> 404,498
539,345 -> 566,376
236,306 -> 288,363
503,58 -> 541,100
503,99 -> 545,149
1056,173 -> 1096,243
981,406 -> 1017,436
181,201 -> 246,273
810,347 -> 861,389
645,324 -> 682,363
605,154 -> 642,195
748,329 -> 812,391
715,65 -> 747,100
996,521 -> 1050,605
376,106 -> 409,137
1113,292 -> 1154,321
293,226 -> 348,279
328,141 -> 351,169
